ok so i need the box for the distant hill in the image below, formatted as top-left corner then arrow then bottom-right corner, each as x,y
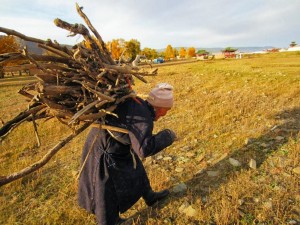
0,35 -> 73,55
15,37 -> 45,55
17,39 -> 73,55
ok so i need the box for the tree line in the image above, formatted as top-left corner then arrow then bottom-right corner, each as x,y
106,39 -> 197,61
0,35 -> 198,64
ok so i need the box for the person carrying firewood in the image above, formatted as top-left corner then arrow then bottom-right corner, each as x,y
78,83 -> 176,225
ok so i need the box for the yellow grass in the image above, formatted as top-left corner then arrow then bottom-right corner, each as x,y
0,51 -> 300,224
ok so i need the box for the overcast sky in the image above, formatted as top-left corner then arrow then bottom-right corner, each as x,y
0,0 -> 299,49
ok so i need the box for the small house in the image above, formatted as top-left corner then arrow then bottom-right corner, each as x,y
196,49 -> 209,60
222,47 -> 238,58
287,46 -> 300,52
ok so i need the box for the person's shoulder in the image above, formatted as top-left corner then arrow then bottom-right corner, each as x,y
115,97 -> 145,113
123,97 -> 146,106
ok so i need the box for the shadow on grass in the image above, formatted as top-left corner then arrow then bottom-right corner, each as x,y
125,107 -> 300,224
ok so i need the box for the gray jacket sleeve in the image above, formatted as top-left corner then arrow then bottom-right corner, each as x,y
129,128 -> 175,158
151,129 -> 176,155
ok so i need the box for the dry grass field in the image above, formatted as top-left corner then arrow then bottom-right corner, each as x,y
0,52 -> 300,225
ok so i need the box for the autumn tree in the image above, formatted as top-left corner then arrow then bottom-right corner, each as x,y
179,47 -> 186,58
0,35 -> 20,78
106,38 -> 126,60
141,47 -> 158,60
83,37 -> 124,61
0,35 -> 20,54
187,47 -> 196,58
173,48 -> 178,59
85,37 -> 140,62
104,38 -> 141,62
165,44 -> 174,60
83,37 -> 96,49
158,51 -> 165,58
124,39 -> 141,61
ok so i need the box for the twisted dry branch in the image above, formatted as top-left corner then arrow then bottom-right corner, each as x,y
0,122 -> 91,186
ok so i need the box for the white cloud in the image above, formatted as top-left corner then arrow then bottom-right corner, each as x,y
1,0 -> 300,48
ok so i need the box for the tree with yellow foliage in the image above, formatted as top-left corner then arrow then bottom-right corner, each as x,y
173,48 -> 178,59
179,47 -> 186,58
106,38 -> 125,60
187,47 -> 196,58
165,44 -> 174,60
0,35 -> 20,78
141,47 -> 158,60
124,39 -> 141,61
85,37 -> 126,62
0,35 -> 20,54
105,39 -> 141,63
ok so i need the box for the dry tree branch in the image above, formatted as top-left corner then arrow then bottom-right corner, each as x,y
31,114 -> 41,147
68,99 -> 101,124
0,27 -> 72,55
53,18 -> 108,66
75,3 -> 115,65
0,122 -> 91,186
0,52 -> 80,68
0,27 -> 48,45
0,105 -> 46,138
37,44 -> 72,59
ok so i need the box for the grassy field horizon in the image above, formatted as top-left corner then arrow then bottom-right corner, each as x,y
1,52 -> 300,224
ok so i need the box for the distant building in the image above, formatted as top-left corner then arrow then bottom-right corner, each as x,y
196,49 -> 209,60
287,46 -> 300,52
266,48 -> 280,53
222,47 -> 238,58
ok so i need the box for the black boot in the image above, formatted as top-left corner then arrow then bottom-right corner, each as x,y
143,189 -> 170,206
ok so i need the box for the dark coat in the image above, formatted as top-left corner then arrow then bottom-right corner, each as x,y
78,98 -> 174,225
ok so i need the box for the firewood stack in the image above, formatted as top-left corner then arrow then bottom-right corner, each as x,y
0,3 -> 157,137
0,4 -> 159,186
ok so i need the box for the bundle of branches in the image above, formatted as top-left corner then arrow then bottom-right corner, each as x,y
0,4 -> 157,186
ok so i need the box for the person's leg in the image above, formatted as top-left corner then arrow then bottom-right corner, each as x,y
140,163 -> 170,206
95,177 -> 120,225
143,189 -> 170,206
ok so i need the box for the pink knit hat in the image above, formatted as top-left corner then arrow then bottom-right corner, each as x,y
147,83 -> 174,108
